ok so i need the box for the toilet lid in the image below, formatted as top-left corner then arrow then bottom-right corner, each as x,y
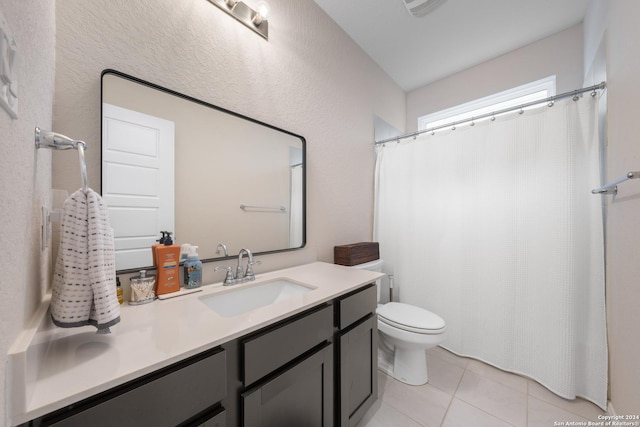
377,302 -> 446,334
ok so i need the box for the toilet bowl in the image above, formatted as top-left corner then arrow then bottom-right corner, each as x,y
352,259 -> 446,386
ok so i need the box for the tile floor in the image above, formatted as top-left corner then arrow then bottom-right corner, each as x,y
357,346 -> 607,427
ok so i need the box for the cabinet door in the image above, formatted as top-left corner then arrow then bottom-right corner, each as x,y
242,343 -> 334,427
339,315 -> 377,427
197,408 -> 226,427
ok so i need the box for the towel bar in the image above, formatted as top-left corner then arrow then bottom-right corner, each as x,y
591,171 -> 640,195
240,204 -> 287,212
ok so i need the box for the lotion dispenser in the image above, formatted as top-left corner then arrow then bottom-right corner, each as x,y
154,232 -> 181,295
151,231 -> 167,268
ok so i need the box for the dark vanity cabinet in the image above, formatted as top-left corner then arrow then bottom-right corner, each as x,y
335,284 -> 378,427
233,304 -> 335,427
24,284 -> 378,427
28,347 -> 227,427
242,344 -> 334,427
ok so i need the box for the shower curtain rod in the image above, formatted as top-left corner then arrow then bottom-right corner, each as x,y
375,82 -> 607,145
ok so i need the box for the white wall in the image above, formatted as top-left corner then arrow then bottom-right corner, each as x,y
584,0 -> 640,416
0,1 -> 56,425
406,24 -> 584,133
52,0 -> 406,283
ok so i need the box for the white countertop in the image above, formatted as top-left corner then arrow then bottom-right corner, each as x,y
7,261 -> 383,425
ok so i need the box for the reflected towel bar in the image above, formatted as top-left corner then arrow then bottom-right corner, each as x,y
591,171 -> 640,195
35,127 -> 88,193
240,204 -> 287,212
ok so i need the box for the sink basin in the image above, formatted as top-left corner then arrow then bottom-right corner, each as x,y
199,279 -> 315,318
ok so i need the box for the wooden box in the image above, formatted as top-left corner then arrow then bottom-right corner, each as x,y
334,242 -> 379,266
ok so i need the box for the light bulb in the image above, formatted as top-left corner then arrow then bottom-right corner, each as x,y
252,1 -> 270,25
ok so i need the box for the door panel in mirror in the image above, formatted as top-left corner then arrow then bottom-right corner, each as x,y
103,103 -> 176,270
101,70 -> 306,272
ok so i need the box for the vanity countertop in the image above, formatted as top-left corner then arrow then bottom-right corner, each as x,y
7,261 -> 383,425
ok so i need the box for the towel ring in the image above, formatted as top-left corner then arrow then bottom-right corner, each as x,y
35,127 -> 89,193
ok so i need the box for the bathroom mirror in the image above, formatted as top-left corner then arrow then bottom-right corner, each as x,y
101,70 -> 306,272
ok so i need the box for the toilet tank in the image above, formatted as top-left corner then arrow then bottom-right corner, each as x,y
350,258 -> 384,302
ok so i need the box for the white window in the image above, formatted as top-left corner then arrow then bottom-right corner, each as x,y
417,76 -> 556,131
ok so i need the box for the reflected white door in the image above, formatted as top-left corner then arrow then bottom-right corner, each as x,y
102,103 -> 175,270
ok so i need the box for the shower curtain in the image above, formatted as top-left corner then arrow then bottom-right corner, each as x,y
289,164 -> 304,247
374,96 -> 607,409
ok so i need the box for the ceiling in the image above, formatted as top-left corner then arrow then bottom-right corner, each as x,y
313,0 -> 590,92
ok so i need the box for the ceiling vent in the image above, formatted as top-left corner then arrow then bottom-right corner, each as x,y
402,0 -> 447,17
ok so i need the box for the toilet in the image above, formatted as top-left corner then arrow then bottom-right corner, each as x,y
353,259 -> 446,386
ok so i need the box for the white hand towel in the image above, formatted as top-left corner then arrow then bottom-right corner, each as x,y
51,189 -> 121,333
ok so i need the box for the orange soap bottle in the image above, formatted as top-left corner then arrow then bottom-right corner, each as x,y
154,232 -> 181,295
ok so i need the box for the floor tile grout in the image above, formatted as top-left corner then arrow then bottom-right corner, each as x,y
453,363 -> 522,427
365,348 -> 605,427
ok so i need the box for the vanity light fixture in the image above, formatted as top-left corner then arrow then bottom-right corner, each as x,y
252,1 -> 270,26
207,0 -> 269,40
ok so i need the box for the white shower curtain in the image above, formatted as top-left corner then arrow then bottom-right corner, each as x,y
289,164 -> 304,247
374,96 -> 607,408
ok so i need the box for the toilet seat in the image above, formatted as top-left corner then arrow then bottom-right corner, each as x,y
377,302 -> 446,334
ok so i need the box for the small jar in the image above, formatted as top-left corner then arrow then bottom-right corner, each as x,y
116,277 -> 124,304
129,270 -> 156,305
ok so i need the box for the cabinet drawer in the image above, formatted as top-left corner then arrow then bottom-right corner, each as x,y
47,348 -> 226,427
337,284 -> 376,330
242,305 -> 333,386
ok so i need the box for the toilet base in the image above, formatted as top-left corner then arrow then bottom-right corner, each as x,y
393,347 -> 428,385
378,338 -> 429,386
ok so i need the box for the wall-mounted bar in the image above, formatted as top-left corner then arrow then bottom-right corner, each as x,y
240,204 -> 286,212
591,171 -> 640,195
35,127 -> 88,193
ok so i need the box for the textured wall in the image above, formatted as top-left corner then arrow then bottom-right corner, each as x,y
53,0 -> 405,278
406,24 -> 584,133
586,0 -> 640,416
0,1 -> 56,425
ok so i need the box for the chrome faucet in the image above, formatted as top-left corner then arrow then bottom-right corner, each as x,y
215,248 -> 260,286
236,248 -> 254,281
215,243 -> 229,257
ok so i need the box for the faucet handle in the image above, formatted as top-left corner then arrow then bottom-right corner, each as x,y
215,266 -> 236,285
244,260 -> 262,281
